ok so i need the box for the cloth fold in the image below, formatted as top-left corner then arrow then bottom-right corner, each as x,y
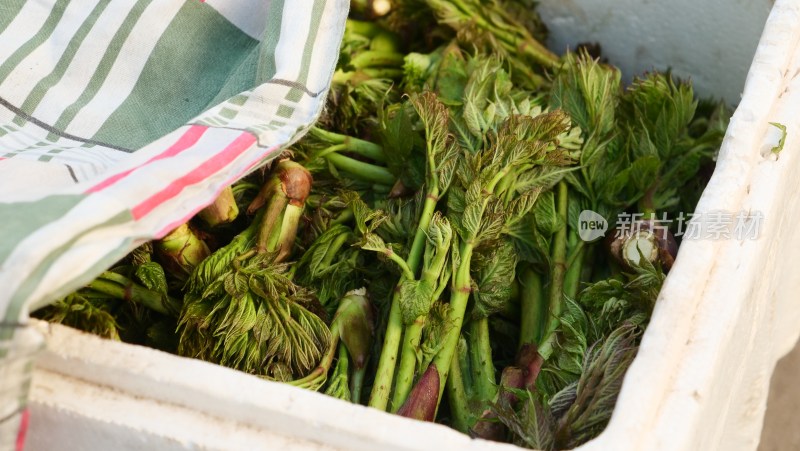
0,0 -> 348,328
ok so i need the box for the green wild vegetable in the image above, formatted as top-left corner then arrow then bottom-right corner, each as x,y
36,3 -> 730,448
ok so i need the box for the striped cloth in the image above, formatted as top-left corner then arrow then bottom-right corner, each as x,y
0,0 -> 348,332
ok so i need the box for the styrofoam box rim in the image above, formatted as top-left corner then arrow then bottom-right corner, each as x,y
26,1 -> 800,450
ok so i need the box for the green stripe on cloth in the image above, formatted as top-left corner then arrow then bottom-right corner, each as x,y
256,0 -> 287,82
203,47 -> 260,109
174,0 -> 290,124
199,0 -> 333,132
0,0 -> 70,85
91,1 -> 259,150
194,0 -> 325,126
2,210 -> 132,338
49,0 -> 152,140
14,0 -> 112,127
0,194 -> 85,264
229,94 -> 249,106
285,0 -> 327,103
219,108 -> 237,120
276,104 -> 294,118
44,145 -> 68,156
0,0 -> 27,33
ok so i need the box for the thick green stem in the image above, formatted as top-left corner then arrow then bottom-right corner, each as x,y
432,243 -> 474,397
312,130 -> 386,162
255,190 -> 288,254
368,297 -> 403,410
469,318 -> 497,402
89,273 -> 179,316
368,193 -> 439,410
496,171 -> 517,206
392,221 -> 451,408
443,0 -> 559,68
253,161 -> 311,259
369,31 -> 400,53
345,18 -> 383,38
448,320 -> 500,433
519,268 -> 544,348
332,68 -> 403,85
266,210 -> 285,253
385,251 -> 415,281
199,186 -> 239,227
310,127 -> 345,143
275,204 -> 304,264
446,346 -> 472,433
326,153 -> 395,185
321,231 -> 351,269
156,223 -> 210,281
456,335 -> 474,398
350,50 -> 405,69
489,9 -> 557,68
538,181 -> 569,359
517,37 -> 560,69
407,193 -> 439,274
350,363 -> 367,404
391,317 -> 424,411
563,231 -> 586,300
247,177 -> 280,215
429,171 -> 507,406
315,143 -> 348,159
330,209 -> 354,227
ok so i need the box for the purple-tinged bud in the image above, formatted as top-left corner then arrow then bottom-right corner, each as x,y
396,364 -> 440,422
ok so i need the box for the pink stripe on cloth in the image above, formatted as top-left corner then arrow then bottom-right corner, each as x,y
87,125 -> 209,193
132,131 -> 257,221
153,143 -> 280,238
15,409 -> 29,451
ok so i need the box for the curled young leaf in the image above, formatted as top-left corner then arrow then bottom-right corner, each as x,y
472,240 -> 517,319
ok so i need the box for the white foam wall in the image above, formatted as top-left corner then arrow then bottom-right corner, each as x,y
538,0 -> 774,104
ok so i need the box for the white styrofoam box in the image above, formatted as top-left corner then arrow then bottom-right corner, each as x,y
24,1 -> 800,450
28,321 -> 515,451
537,0 -> 773,105
0,325 -> 43,451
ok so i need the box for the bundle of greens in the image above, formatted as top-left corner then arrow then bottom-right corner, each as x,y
34,1 -> 730,448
